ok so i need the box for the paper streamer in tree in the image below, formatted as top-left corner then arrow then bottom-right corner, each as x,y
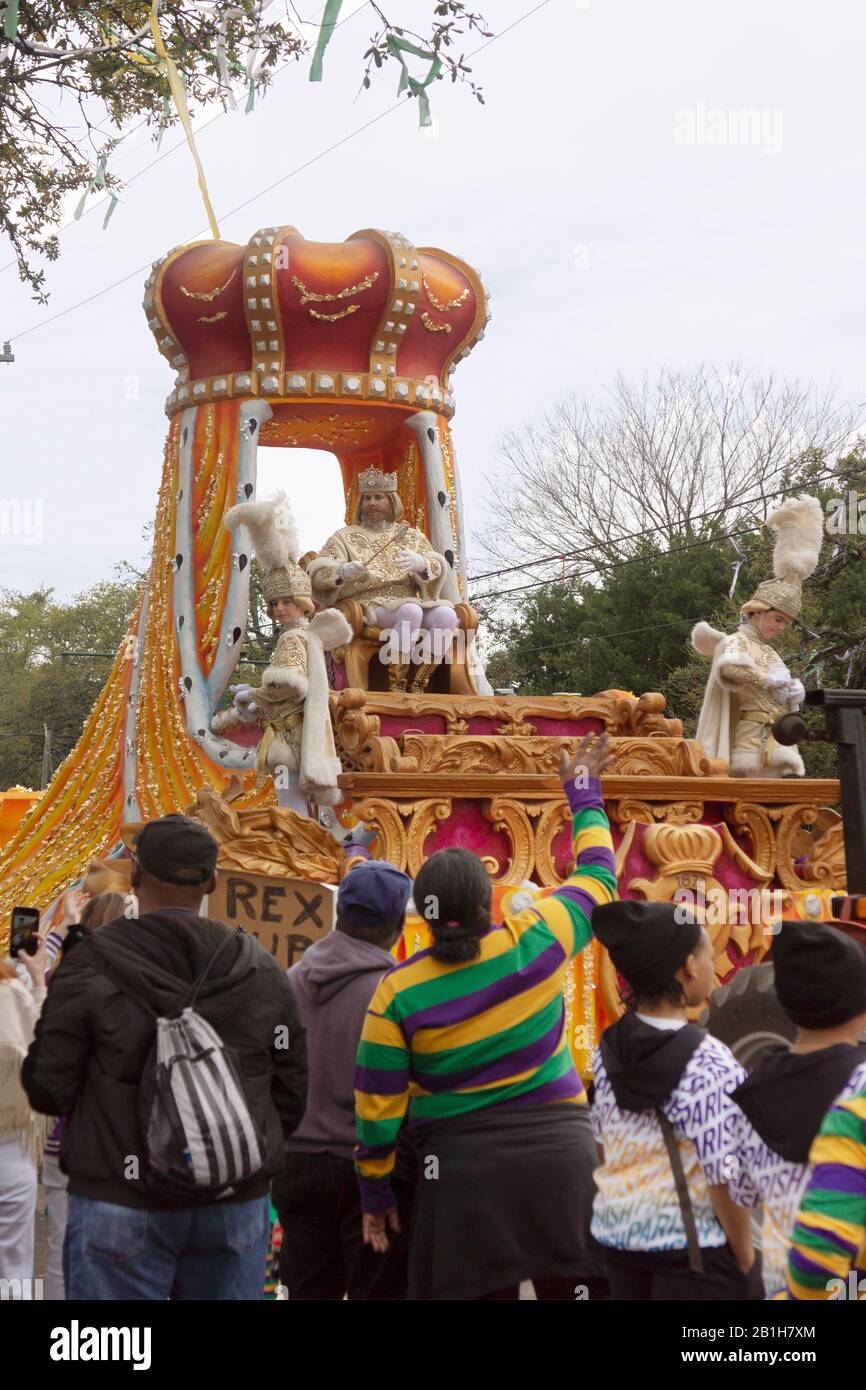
386,35 -> 443,128
309,0 -> 345,82
149,0 -> 220,240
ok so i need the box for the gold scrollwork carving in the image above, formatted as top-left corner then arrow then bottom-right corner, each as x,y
481,797 -> 535,883
354,797 -> 410,870
534,800 -> 572,887
609,738 -> 726,777
799,815 -> 846,886
406,799 -> 454,876
598,945 -> 625,1022
774,803 -> 824,892
659,801 -> 705,826
331,691 -> 381,768
614,821 -> 637,878
612,800 -> 705,827
723,802 -> 777,879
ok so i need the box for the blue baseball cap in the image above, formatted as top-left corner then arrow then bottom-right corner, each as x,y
338,860 -> 412,922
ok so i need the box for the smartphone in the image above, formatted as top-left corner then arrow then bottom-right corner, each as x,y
10,906 -> 40,958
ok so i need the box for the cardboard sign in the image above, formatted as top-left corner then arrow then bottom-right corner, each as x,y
207,868 -> 337,969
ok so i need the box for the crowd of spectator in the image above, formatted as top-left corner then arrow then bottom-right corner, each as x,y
1,731 -> 864,1301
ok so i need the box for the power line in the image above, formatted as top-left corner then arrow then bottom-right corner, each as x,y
7,0 -> 551,341
469,466 -> 846,605
468,464 -> 850,586
471,525 -> 757,604
496,614 -> 706,662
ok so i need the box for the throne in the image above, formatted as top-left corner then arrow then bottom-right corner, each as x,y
298,549 -> 481,693
333,597 -> 481,694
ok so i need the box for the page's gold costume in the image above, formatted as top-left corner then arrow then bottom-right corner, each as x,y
213,493 -> 350,811
692,497 -> 823,778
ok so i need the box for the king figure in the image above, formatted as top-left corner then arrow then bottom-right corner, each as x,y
307,466 -> 459,692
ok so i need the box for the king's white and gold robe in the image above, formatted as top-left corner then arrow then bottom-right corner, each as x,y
307,522 -> 453,622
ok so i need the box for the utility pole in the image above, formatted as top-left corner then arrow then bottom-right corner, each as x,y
40,723 -> 52,790
1,342 -> 13,364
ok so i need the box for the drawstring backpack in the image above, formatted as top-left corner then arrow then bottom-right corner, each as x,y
94,932 -> 267,1199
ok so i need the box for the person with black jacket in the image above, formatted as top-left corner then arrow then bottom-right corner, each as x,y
22,814 -> 307,1301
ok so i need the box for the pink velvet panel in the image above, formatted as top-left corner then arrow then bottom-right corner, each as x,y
422,799 -> 509,876
330,660 -> 349,692
531,717 -> 606,736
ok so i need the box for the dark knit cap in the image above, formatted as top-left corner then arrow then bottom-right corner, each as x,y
133,814 -> 219,886
592,900 -> 702,994
773,920 -> 866,1029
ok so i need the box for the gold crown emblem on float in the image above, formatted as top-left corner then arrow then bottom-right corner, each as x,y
358,467 -> 398,494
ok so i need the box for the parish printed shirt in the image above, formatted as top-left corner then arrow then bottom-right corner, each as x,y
590,1033 -> 746,1252
731,1058 -> 866,1297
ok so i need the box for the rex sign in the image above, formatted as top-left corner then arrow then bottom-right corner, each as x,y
207,868 -> 337,968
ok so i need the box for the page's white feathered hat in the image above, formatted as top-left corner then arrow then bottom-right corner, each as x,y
740,496 -> 824,620
224,491 -> 313,610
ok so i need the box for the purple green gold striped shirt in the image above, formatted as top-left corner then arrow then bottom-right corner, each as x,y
353,776 -> 616,1213
785,1063 -> 866,1299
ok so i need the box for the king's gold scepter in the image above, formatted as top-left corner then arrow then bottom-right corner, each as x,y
364,520 -> 409,569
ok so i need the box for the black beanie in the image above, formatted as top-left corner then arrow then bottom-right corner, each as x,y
133,814 -> 219,886
773,920 -> 866,1029
592,900 -> 702,995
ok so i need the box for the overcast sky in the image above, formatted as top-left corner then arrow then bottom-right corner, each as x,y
3,0 -> 866,600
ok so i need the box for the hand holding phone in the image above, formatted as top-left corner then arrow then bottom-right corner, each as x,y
10,906 -> 40,959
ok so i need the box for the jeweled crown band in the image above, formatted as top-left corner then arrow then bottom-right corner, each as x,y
358,467 -> 398,494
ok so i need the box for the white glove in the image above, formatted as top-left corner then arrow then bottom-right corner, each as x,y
231,683 -> 258,714
338,560 -> 369,584
765,665 -> 792,692
785,678 -> 805,709
396,547 -> 429,577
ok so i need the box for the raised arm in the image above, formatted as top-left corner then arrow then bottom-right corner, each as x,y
531,733 -> 617,958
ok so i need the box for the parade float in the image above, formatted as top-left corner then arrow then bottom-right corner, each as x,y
0,221 -> 852,1073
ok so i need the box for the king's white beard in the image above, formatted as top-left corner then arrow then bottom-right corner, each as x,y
361,515 -> 391,534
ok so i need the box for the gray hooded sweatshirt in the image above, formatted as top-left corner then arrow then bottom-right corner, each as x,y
286,930 -> 396,1159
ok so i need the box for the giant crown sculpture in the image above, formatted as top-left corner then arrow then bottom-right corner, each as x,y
0,221 -> 491,924
145,225 -> 489,419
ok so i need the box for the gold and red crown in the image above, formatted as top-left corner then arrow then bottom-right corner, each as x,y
143,224 -> 490,419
